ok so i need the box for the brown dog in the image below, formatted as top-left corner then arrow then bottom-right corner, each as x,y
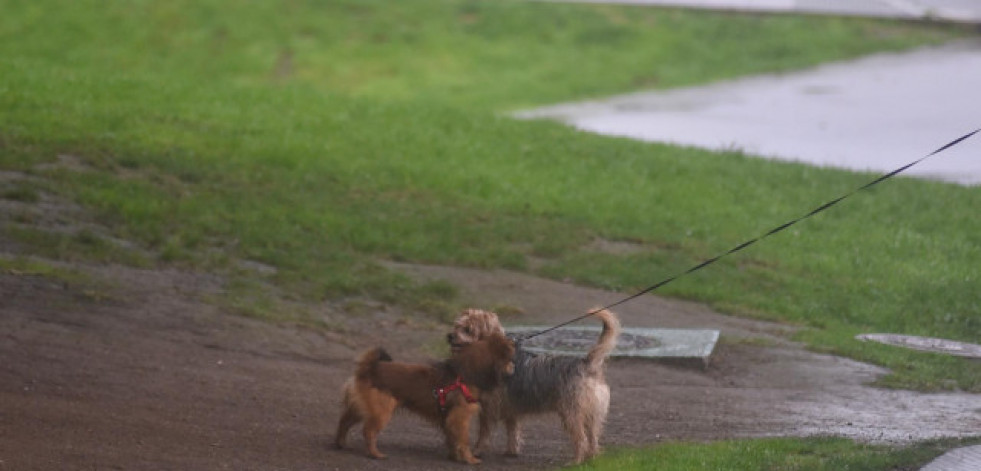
334,332 -> 514,464
447,308 -> 620,463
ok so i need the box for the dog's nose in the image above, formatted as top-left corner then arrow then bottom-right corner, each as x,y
446,333 -> 454,343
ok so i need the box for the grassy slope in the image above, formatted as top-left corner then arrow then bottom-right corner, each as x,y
571,437 -> 981,471
1,0 -> 978,395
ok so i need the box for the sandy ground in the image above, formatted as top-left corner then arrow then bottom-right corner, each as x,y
2,254 -> 979,471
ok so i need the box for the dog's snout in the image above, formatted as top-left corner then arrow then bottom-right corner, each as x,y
446,333 -> 455,343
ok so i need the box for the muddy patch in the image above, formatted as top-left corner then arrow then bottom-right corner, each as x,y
387,262 -> 981,445
1,252 -> 979,470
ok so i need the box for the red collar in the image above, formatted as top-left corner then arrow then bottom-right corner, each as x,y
434,376 -> 477,411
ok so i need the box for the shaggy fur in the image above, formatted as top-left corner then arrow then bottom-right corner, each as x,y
334,332 -> 514,464
447,308 -> 620,463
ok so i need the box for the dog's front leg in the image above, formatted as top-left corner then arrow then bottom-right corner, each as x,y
505,414 -> 522,456
445,403 -> 481,464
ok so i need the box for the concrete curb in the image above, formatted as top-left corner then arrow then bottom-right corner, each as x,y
507,326 -> 720,369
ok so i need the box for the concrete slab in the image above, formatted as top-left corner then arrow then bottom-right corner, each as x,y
506,326 -> 720,368
546,0 -> 981,23
517,41 -> 981,185
920,445 -> 981,471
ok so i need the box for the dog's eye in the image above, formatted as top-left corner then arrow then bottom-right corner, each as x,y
464,327 -> 472,335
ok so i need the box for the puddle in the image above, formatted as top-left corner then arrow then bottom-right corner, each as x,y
857,333 -> 981,359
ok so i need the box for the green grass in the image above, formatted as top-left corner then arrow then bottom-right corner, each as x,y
1,0 -> 978,391
4,225 -> 152,267
572,437 -> 981,471
0,255 -> 84,282
0,255 -> 117,302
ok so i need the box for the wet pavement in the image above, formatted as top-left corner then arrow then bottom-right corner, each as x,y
921,445 -> 981,471
553,0 -> 981,23
517,41 -> 981,185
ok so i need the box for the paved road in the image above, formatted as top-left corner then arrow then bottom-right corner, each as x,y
550,0 -> 981,23
518,41 -> 981,185
921,445 -> 981,471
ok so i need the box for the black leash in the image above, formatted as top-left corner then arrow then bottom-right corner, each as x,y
522,128 -> 980,341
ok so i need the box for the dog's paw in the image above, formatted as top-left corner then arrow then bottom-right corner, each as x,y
472,442 -> 487,458
451,450 -> 482,465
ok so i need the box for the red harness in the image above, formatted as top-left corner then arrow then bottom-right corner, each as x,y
434,376 -> 477,412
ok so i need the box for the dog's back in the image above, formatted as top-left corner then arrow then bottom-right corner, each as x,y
360,353 -> 444,420
354,335 -> 513,421
505,308 -> 619,412
506,349 -> 581,410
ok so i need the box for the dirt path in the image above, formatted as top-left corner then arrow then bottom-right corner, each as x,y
1,259 -> 978,471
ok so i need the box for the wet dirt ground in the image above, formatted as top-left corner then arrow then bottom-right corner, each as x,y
2,258 -> 978,471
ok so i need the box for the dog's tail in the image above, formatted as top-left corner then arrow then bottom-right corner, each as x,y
584,308 -> 620,374
355,347 -> 393,380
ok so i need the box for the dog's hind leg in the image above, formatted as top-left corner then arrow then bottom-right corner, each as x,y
584,382 -> 611,459
560,408 -> 589,464
583,410 -> 604,459
362,413 -> 392,459
334,406 -> 361,449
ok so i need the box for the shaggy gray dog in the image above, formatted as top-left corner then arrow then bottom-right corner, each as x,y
447,308 -> 620,463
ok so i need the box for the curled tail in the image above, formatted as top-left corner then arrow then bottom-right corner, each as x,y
355,347 -> 393,380
584,308 -> 620,374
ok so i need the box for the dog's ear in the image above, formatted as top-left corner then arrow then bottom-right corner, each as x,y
451,336 -> 513,390
491,333 -> 515,358
486,333 -> 515,380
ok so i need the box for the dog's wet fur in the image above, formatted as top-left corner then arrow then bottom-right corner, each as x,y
448,308 -> 620,463
334,332 -> 515,464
